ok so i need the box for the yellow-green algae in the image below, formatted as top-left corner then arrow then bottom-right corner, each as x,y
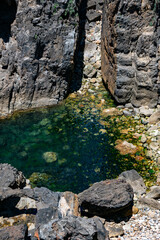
0,81 -> 158,193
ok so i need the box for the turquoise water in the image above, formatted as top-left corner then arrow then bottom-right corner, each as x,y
0,85 -> 152,193
0,106 -> 115,193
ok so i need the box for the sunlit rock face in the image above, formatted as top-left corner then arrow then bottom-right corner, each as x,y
101,0 -> 160,108
0,0 -> 78,116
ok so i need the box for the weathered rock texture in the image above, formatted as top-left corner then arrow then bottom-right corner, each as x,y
0,0 -> 77,116
101,0 -> 160,107
78,179 -> 134,218
39,216 -> 109,240
119,169 -> 146,196
0,163 -> 26,189
0,224 -> 28,240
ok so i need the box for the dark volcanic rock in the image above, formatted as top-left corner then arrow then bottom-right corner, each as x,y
0,224 -> 28,240
33,187 -> 60,208
0,186 -> 79,227
35,206 -> 61,228
0,187 -> 34,215
0,0 -> 78,116
39,215 -> 109,240
101,0 -> 160,107
0,163 -> 26,189
78,179 -> 134,218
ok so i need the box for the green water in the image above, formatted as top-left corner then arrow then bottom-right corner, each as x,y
0,84 -> 157,193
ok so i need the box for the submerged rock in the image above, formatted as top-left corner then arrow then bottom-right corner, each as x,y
43,152 -> 57,163
101,108 -> 122,117
115,140 -> 138,155
78,179 -> 134,218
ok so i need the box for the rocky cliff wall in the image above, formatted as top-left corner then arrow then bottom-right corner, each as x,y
101,0 -> 160,108
0,0 -> 78,116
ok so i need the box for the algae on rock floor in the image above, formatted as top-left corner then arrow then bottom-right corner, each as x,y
0,81 -> 158,193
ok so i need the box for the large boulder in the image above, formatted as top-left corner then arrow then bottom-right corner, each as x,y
39,215 -> 109,240
101,0 -> 160,107
0,0 -> 78,116
119,169 -> 146,196
78,179 -> 134,218
0,163 -> 26,189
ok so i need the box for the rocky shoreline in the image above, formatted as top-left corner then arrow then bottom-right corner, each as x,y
0,164 -> 160,240
0,1 -> 160,239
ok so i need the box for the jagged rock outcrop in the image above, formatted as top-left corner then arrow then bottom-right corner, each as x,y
0,163 -> 26,189
39,216 -> 109,240
0,0 -> 78,116
101,0 -> 160,107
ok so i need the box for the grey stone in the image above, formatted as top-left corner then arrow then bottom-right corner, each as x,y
148,110 -> 160,124
0,224 -> 28,240
146,186 -> 160,199
39,216 -> 109,240
84,64 -> 97,78
36,207 -> 62,228
0,163 -> 26,189
138,197 -> 160,210
119,169 -> 146,196
117,105 -> 124,109
139,106 -> 154,117
125,103 -> 133,109
87,10 -> 101,22
123,110 -> 133,116
84,42 -> 98,60
78,179 -> 134,218
104,223 -> 124,238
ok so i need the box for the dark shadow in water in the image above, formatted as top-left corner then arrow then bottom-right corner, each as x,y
69,0 -> 88,92
0,0 -> 17,43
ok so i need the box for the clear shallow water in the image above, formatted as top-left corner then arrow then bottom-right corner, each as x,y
0,107 -> 116,193
0,84 -> 156,193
